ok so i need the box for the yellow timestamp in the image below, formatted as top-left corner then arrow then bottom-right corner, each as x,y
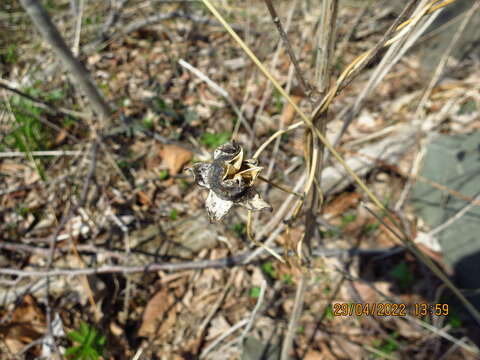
332,303 -> 449,317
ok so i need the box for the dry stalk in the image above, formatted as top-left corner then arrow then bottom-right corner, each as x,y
282,1 -> 338,358
19,0 -> 111,122
263,0 -> 314,98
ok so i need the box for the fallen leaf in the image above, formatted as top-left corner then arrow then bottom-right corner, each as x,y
280,89 -> 303,126
305,350 -> 324,360
324,192 -> 361,220
136,190 -> 152,206
159,144 -> 193,175
1,295 -> 45,355
138,287 -> 176,338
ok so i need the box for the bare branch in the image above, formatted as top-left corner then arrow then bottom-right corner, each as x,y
0,246 -> 399,279
264,0 -> 314,98
19,0 -> 111,121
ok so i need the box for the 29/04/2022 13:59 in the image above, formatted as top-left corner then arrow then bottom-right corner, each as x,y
332,303 -> 449,317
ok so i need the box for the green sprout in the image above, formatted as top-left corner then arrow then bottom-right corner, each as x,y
66,322 -> 106,360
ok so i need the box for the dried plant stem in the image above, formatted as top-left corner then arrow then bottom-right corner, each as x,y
0,150 -> 81,158
0,78 -> 90,119
20,0 -> 111,122
282,2 -> 338,358
280,274 -> 306,360
258,175 -> 303,198
314,0 -> 338,95
240,279 -> 267,343
263,0 -> 314,98
70,239 -> 102,322
72,0 -> 84,56
397,0 -> 456,31
196,270 -> 237,354
310,0 -> 455,122
252,121 -> 303,159
246,210 -> 285,263
415,0 -> 480,118
178,58 -> 254,138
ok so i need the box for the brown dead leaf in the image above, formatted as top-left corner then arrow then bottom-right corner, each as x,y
138,287 -> 176,338
0,295 -> 45,355
329,334 -> 363,360
324,192 -> 361,220
348,281 -> 391,304
0,162 -> 28,175
318,341 -> 337,360
280,91 -> 302,126
395,317 -> 424,339
54,128 -> 69,145
305,350 -> 324,360
136,190 -> 152,206
159,144 -> 193,175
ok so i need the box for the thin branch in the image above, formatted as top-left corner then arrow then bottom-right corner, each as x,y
0,151 -> 81,158
100,0 -> 129,39
199,319 -> 249,359
429,192 -> 480,237
178,58 -> 254,138
19,0 -> 111,121
0,78 -> 90,119
0,246 -> 401,279
263,0 -> 314,98
240,279 -> 267,343
415,0 -> 480,118
313,0 -> 419,127
281,274 -> 306,360
72,0 -> 84,56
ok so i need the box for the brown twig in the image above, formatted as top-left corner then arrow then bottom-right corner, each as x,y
20,0 -> 111,121
263,0 -> 315,99
0,246 -> 403,279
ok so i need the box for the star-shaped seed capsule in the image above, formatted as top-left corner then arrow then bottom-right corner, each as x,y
190,142 -> 272,222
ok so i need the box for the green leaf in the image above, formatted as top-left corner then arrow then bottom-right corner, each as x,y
233,222 -> 246,237
159,170 -> 169,180
282,274 -> 293,285
66,322 -> 105,360
65,345 -> 81,356
389,262 -> 414,291
341,212 -> 357,227
46,89 -> 65,101
67,330 -> 84,343
324,304 -> 334,320
249,286 -> 261,299
261,261 -> 276,278
200,132 -> 231,149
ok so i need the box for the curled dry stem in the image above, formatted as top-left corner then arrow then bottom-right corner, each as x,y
252,121 -> 303,160
247,210 -> 285,263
